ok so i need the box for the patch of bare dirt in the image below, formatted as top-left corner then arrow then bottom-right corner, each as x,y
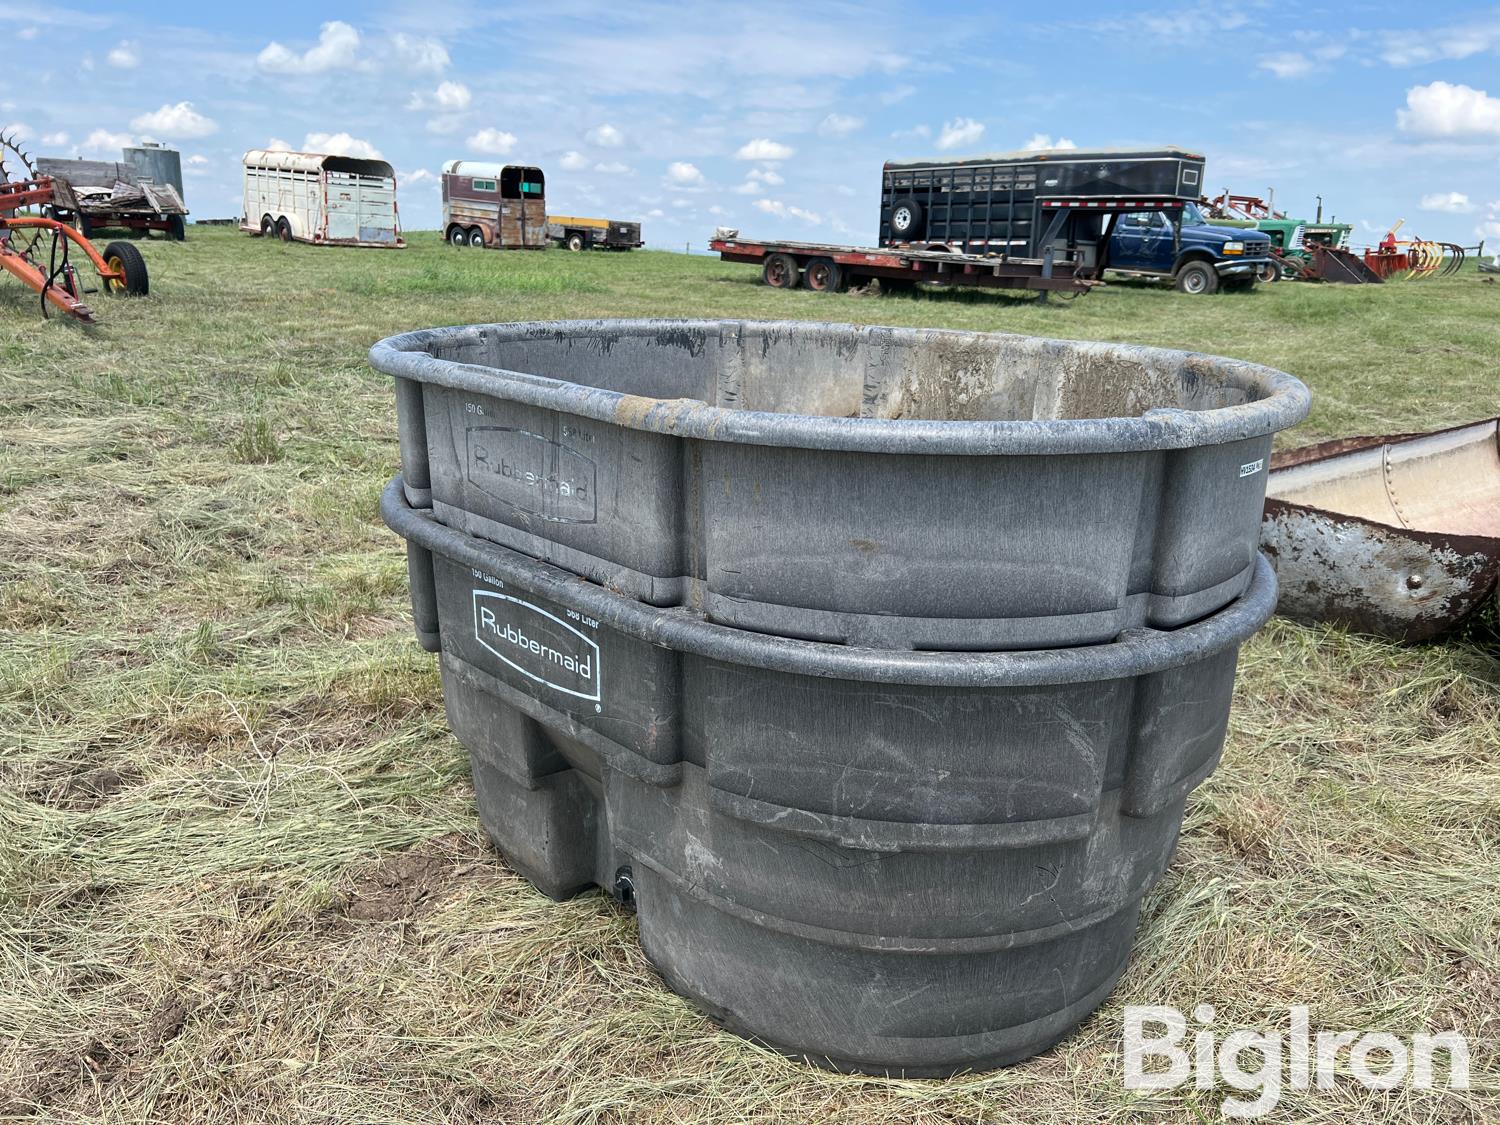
330,833 -> 496,922
0,994 -> 194,1115
31,764 -> 139,810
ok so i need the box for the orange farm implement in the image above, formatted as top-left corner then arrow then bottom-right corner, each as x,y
1363,219 -> 1467,280
0,132 -> 148,323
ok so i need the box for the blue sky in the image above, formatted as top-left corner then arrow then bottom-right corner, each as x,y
5,1 -> 1500,250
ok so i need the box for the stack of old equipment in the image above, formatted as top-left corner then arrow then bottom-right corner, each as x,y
372,320 -> 1309,1076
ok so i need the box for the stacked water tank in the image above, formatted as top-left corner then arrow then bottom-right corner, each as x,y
372,319 -> 1308,1075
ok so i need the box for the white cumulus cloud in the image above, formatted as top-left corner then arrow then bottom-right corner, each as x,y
594,161 -> 631,175
1380,19 -> 1500,66
1021,133 -> 1076,151
258,21 -> 360,75
666,161 -> 704,185
736,138 -> 794,161
732,167 -> 785,195
303,131 -> 382,159
467,127 -> 517,155
107,41 -> 139,68
935,117 -> 984,151
1258,53 -> 1312,79
1397,81 -> 1500,138
754,198 -> 820,224
818,113 -> 863,137
1419,191 -> 1474,213
83,129 -> 134,153
390,32 -> 449,73
266,137 -> 292,151
1478,200 -> 1500,241
559,150 -> 589,171
587,124 -> 625,147
410,80 -> 470,111
131,102 -> 217,139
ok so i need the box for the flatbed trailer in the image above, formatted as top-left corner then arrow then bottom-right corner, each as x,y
37,158 -> 188,240
708,236 -> 1095,297
548,214 -> 643,251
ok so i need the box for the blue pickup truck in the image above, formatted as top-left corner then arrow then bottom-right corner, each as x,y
1108,202 -> 1275,293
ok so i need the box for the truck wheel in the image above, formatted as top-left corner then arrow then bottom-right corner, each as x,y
275,217 -> 293,242
566,232 -> 585,252
259,214 -> 274,237
889,197 -> 924,238
101,241 -> 149,296
468,228 -> 486,248
1174,261 -> 1218,294
449,226 -> 467,247
804,257 -> 845,292
763,253 -> 801,289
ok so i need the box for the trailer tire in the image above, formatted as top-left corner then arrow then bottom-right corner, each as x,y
1174,260 -> 1218,294
449,226 -> 467,247
763,253 -> 801,289
259,215 -> 274,238
167,214 -> 186,242
565,232 -> 586,252
889,197 -> 925,238
275,217 -> 293,243
77,212 -> 94,239
101,241 -> 149,296
468,228 -> 486,248
879,277 -> 917,295
804,257 -> 845,292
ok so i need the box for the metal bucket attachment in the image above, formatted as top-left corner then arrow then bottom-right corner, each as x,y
1309,244 -> 1384,284
1262,418 -> 1500,641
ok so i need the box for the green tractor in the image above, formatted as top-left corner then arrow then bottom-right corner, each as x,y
1201,193 -> 1355,280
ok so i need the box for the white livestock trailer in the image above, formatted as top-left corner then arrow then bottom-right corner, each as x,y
241,150 -> 405,248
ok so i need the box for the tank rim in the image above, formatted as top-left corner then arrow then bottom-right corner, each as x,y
369,319 -> 1310,456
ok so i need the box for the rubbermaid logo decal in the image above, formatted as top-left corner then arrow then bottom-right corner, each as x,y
466,426 -> 597,524
1239,458 -> 1265,478
472,590 -> 602,702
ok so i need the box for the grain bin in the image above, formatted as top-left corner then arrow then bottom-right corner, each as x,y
372,320 -> 1308,1075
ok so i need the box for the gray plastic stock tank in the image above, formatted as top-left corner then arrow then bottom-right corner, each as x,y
371,319 -> 1308,1075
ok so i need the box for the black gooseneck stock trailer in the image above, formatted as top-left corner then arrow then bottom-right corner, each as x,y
711,146 -> 1205,298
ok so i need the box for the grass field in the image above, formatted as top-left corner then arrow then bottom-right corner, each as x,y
1,229 -> 1497,1124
